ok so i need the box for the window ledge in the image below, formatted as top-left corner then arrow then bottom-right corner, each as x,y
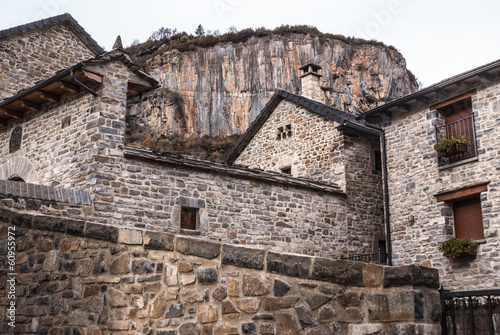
473,239 -> 486,244
180,229 -> 201,236
438,157 -> 478,170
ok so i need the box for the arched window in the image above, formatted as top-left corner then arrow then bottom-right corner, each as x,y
8,175 -> 26,183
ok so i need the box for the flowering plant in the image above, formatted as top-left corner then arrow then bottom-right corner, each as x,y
439,237 -> 478,259
433,134 -> 469,156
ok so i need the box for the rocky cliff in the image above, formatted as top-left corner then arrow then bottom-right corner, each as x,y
128,32 -> 418,138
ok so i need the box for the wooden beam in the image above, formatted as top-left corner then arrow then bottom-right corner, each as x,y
436,183 -> 488,203
479,73 -> 494,84
37,90 -> 60,103
1,108 -> 24,119
396,104 -> 411,112
82,69 -> 103,84
19,99 -> 41,112
416,97 -> 430,105
58,80 -> 80,94
454,81 -> 470,91
435,89 -> 449,100
430,90 -> 477,110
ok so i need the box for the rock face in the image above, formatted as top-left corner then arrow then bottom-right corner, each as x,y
128,33 -> 417,138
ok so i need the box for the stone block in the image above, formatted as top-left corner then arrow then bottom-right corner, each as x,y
311,258 -> 363,286
176,236 -> 220,259
222,244 -> 265,270
295,305 -> 316,329
263,297 -> 299,310
108,288 -> 127,308
384,265 -> 439,288
275,313 -> 299,335
339,307 -> 365,323
274,279 -> 291,297
362,264 -> 384,287
347,324 -> 384,335
367,292 -> 416,322
266,251 -> 311,278
197,305 -> 218,323
11,212 -> 33,228
236,298 -> 261,313
144,231 -> 174,250
131,259 -> 154,274
165,302 -> 185,318
110,253 -> 130,275
85,223 -> 118,242
177,196 -> 205,208
118,229 -> 143,245
212,285 -> 227,301
197,267 -> 218,284
302,290 -> 331,310
65,220 -> 85,237
242,274 -> 269,296
242,322 -> 257,335
33,216 -> 65,232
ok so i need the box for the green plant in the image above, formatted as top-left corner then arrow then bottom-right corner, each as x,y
433,134 -> 468,156
439,237 -> 478,259
180,36 -> 189,43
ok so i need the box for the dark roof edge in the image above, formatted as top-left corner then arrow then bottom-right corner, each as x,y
0,13 -> 103,54
124,146 -> 344,195
358,58 -> 500,118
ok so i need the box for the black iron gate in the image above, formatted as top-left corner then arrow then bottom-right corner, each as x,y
440,288 -> 500,334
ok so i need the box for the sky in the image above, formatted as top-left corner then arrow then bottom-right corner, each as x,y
1,0 -> 499,87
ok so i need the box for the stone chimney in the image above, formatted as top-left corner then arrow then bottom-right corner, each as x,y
299,63 -> 322,101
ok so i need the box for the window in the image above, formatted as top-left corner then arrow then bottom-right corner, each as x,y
436,183 -> 487,241
9,125 -> 22,153
181,207 -> 197,230
433,91 -> 477,166
280,166 -> 292,174
276,124 -> 292,140
453,197 -> 484,241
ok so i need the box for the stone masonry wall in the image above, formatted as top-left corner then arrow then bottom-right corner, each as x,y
382,78 -> 500,290
0,204 -> 441,335
234,100 -> 346,189
0,23 -> 97,100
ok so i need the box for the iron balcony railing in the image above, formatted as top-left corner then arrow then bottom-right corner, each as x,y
440,288 -> 500,335
435,115 -> 478,167
341,248 -> 388,265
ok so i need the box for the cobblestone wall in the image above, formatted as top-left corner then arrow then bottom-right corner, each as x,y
0,205 -> 441,335
381,79 -> 500,290
0,23 -> 97,100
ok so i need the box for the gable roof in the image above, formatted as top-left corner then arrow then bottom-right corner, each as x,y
0,49 -> 158,127
225,90 -> 378,164
357,58 -> 500,119
0,13 -> 103,54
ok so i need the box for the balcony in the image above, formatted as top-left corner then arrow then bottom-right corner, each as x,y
435,115 -> 477,167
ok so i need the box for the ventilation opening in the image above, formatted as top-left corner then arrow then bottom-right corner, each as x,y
8,175 -> 26,183
280,166 -> 292,175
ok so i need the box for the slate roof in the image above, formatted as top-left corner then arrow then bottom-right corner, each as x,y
225,90 -> 377,164
0,13 -> 103,54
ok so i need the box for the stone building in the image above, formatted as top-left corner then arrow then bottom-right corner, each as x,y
0,14 -> 446,335
359,60 -> 500,290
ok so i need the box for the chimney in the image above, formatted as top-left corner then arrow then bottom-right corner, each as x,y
299,63 -> 322,101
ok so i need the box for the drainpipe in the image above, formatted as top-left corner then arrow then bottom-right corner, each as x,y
70,68 -> 98,97
363,123 -> 393,266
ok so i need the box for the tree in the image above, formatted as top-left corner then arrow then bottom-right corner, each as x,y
227,25 -> 238,33
195,24 -> 205,36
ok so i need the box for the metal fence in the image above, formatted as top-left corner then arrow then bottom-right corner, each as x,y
341,248 -> 388,264
435,115 -> 477,166
440,288 -> 500,335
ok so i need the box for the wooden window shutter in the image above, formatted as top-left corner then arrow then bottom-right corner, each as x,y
181,207 -> 197,230
453,197 -> 484,241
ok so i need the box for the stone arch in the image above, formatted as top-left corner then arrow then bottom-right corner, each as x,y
0,156 -> 38,183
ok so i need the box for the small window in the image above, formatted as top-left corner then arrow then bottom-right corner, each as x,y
61,116 -> 71,129
277,124 -> 292,140
453,196 -> 484,241
181,207 -> 197,230
374,150 -> 382,171
280,166 -> 292,175
8,175 -> 25,183
9,125 -> 22,153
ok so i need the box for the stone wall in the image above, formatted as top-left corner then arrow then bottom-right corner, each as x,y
0,22 -> 97,100
381,78 -> 500,290
234,100 -> 346,188
0,204 -> 441,335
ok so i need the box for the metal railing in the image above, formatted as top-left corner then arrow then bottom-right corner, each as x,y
440,288 -> 500,335
341,248 -> 388,265
435,115 -> 477,166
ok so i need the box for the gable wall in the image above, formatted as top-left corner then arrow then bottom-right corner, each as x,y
382,78 -> 500,290
0,23 -> 97,100
234,100 -> 347,190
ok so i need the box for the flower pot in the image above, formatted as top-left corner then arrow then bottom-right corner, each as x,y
443,143 -> 468,157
